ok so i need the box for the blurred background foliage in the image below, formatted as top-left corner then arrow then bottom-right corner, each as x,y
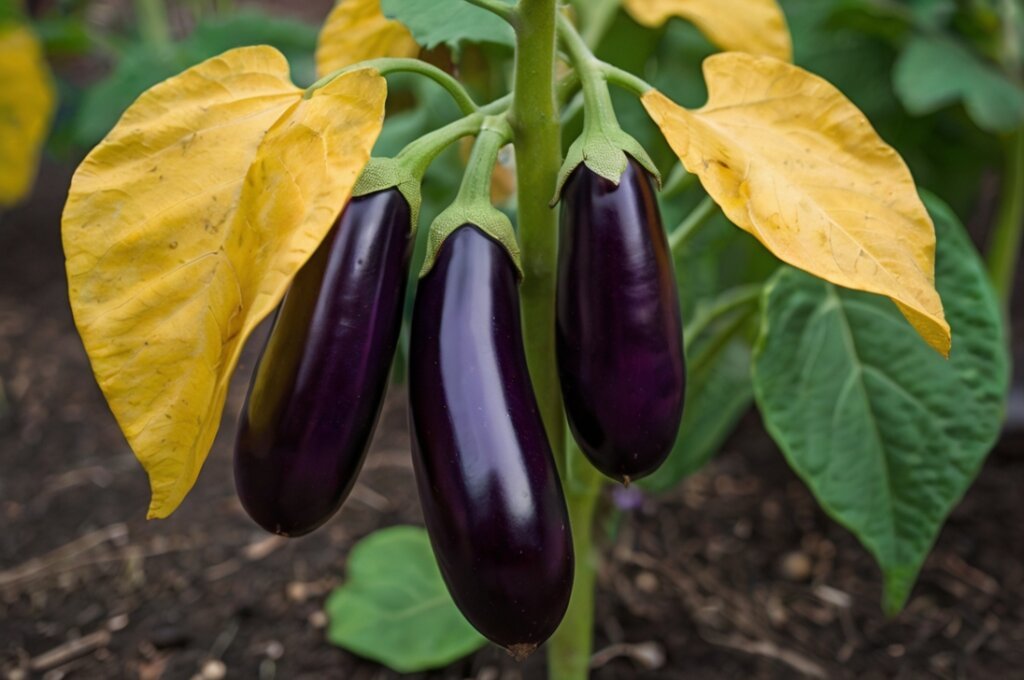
4,0 -> 1019,244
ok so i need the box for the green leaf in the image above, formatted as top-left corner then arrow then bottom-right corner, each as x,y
33,14 -> 92,54
325,526 -> 486,672
893,34 -> 1024,132
184,11 -> 319,84
752,194 -> 1009,614
381,0 -> 514,55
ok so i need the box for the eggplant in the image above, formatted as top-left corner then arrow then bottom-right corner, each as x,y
408,225 -> 573,656
557,157 -> 685,483
234,188 -> 412,537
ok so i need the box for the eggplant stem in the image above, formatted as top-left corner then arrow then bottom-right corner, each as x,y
670,195 -> 719,255
986,128 -> 1024,309
305,58 -> 480,115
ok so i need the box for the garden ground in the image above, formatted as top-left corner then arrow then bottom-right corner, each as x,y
1,162 -> 1023,679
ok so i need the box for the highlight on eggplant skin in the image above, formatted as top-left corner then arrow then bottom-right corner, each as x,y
234,189 -> 413,537
408,225 -> 574,656
556,157 -> 686,483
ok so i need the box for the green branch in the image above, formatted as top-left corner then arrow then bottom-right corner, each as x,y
135,0 -> 171,54
306,58 -> 479,115
987,129 -> 1024,308
670,195 -> 719,254
557,15 -> 615,128
600,62 -> 653,97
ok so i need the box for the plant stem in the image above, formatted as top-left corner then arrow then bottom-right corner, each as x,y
557,15 -> 616,136
394,74 -> 580,182
134,0 -> 172,54
306,59 -> 479,114
510,4 -> 602,677
670,195 -> 718,255
685,284 -> 764,346
510,0 -> 563,455
661,163 -> 696,199
398,114 -> 490,179
987,129 -> 1024,308
579,0 -> 622,48
455,115 -> 513,203
601,62 -> 653,97
550,441 -> 602,680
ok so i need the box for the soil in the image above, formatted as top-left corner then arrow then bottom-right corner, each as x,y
2,151 -> 1024,680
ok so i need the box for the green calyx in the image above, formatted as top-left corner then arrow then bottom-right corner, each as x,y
353,157 -> 424,234
420,115 -> 522,277
552,13 -> 659,202
553,127 -> 660,203
422,205 -> 522,278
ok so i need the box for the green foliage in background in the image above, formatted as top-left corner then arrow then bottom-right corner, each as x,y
325,527 -> 485,672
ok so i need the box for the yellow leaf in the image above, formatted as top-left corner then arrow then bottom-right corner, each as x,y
63,46 -> 386,518
624,0 -> 792,62
642,53 -> 950,356
0,23 -> 56,206
316,0 -> 419,77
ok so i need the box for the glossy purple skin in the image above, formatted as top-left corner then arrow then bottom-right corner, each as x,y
234,189 -> 412,537
557,158 -> 686,482
408,226 -> 573,652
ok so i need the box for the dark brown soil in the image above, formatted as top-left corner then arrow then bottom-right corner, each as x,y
2,160 -> 1023,680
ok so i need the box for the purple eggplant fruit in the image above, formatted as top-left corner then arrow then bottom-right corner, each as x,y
409,225 -> 573,656
234,188 -> 412,537
557,157 -> 686,483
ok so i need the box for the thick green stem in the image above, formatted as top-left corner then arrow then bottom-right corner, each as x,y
511,0 -> 564,455
987,129 -> 1024,309
510,3 -> 602,677
550,442 -> 601,680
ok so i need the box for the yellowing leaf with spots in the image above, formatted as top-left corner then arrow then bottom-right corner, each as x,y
643,53 -> 950,356
63,46 -> 386,518
316,0 -> 419,77
0,22 -> 56,206
624,0 -> 792,62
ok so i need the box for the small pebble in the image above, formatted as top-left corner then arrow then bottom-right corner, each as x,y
201,659 -> 226,680
778,551 -> 813,582
635,571 -> 659,593
286,582 -> 308,603
632,641 -> 666,670
107,613 -> 129,632
308,611 -> 328,629
264,640 -> 284,660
